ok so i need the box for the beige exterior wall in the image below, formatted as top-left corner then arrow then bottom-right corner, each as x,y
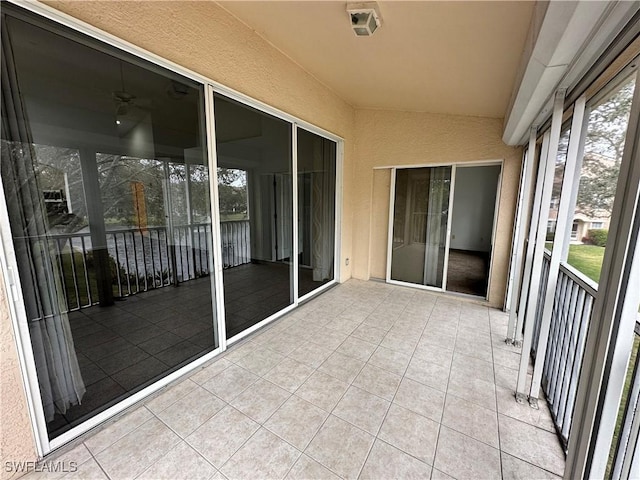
0,275 -> 36,480
351,109 -> 523,308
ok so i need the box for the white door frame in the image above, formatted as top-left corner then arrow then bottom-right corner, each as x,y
385,160 -> 503,299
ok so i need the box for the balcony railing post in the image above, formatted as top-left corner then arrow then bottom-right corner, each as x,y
529,95 -> 586,406
507,127 -> 538,345
516,121 -> 562,403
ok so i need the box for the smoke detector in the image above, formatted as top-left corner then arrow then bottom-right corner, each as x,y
347,2 -> 382,37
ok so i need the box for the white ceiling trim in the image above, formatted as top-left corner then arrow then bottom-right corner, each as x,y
503,1 -> 639,146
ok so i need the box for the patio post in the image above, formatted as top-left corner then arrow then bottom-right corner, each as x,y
507,127 -> 538,345
515,89 -> 565,402
528,96 -> 587,405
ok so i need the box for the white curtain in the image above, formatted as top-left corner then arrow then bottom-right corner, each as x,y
311,137 -> 335,281
1,17 -> 85,422
423,167 -> 450,287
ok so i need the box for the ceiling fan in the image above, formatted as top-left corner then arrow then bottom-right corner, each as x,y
112,62 -> 152,118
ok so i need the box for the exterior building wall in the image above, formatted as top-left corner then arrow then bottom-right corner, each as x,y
352,109 -> 522,307
0,274 -> 36,480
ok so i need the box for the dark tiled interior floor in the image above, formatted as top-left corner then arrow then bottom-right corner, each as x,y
50,263 -> 330,438
50,276 -> 216,437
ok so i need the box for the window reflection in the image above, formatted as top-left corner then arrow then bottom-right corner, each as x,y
1,10 -> 217,439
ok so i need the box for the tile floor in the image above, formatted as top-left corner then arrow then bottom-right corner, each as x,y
25,280 -> 566,480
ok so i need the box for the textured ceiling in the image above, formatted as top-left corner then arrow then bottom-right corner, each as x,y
218,1 -> 535,118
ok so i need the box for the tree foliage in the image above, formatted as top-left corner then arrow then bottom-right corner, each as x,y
217,167 -> 248,219
576,78 -> 635,218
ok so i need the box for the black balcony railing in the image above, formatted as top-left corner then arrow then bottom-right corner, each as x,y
46,220 -> 250,312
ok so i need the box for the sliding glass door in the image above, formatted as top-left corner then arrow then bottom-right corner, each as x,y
297,128 -> 337,298
389,164 -> 500,297
213,94 -> 294,339
1,9 -> 218,440
390,166 -> 452,288
0,4 -> 341,449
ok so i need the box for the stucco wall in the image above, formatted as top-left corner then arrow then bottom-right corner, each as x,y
0,274 -> 36,480
352,109 -> 522,307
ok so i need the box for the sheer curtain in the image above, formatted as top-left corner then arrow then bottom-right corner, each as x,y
423,167 -> 450,287
1,17 -> 85,422
311,137 -> 335,282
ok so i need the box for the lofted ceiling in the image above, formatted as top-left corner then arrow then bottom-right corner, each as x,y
218,1 -> 535,119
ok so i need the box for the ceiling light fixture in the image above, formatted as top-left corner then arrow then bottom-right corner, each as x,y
346,2 -> 382,37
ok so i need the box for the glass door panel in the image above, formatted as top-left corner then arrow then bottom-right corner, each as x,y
213,94 -> 294,338
0,9 -> 217,440
391,166 -> 451,288
297,128 -> 337,297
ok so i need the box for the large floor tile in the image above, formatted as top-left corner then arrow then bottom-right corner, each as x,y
447,370 -> 496,411
295,371 -> 350,411
332,386 -> 390,435
285,454 -> 341,480
84,407 -> 153,455
221,428 -> 300,480
317,352 -> 365,384
201,364 -> 259,402
441,393 -> 499,448
263,357 -> 315,392
378,404 -> 439,465
234,345 -> 286,376
351,324 -> 387,345
189,358 -> 233,386
265,395 -> 329,450
434,426 -> 501,479
186,405 -> 259,468
137,441 -> 218,480
305,415 -> 374,480
336,336 -> 377,362
94,417 -> 180,479
394,377 -> 445,423
367,346 -> 411,376
352,364 -> 401,401
145,379 -> 199,414
501,451 -> 562,479
60,458 -> 108,480
451,351 -> 495,383
412,343 -> 453,369
359,439 -> 432,480
498,414 -> 566,476
156,385 -> 226,437
405,357 -> 450,392
230,378 -> 291,423
496,385 -> 556,433
288,341 -> 334,369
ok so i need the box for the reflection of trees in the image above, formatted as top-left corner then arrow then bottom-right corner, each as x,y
23,143 -> 213,229
577,78 -> 635,219
217,167 -> 248,219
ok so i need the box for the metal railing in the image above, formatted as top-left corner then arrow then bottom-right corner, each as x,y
50,220 -> 250,311
531,251 -> 640,468
220,220 -> 251,268
610,323 -> 640,480
539,256 -> 597,447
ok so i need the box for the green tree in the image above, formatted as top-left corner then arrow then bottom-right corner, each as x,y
576,78 -> 635,218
